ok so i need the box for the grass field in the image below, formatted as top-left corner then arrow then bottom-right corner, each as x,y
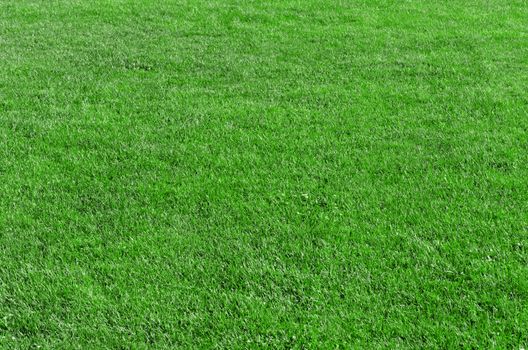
1,0 -> 527,348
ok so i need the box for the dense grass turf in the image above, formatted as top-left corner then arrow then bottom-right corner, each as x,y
1,0 -> 527,348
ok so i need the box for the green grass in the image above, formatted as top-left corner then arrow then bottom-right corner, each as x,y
1,0 -> 527,348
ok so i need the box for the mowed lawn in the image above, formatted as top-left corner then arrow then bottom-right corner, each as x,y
1,0 -> 527,348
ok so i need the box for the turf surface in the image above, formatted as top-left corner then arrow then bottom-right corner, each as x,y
1,0 -> 527,348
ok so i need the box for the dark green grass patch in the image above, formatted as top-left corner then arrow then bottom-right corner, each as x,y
1,0 -> 527,348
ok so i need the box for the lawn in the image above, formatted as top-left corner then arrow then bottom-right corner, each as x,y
1,0 -> 527,348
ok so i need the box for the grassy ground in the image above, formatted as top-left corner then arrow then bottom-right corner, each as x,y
1,0 -> 527,348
